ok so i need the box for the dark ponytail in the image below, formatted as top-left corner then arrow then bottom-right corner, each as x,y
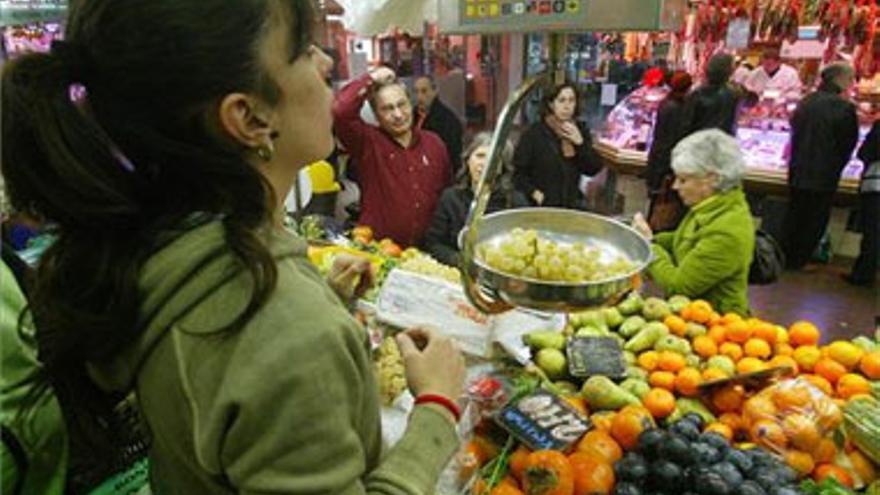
2,0 -> 316,485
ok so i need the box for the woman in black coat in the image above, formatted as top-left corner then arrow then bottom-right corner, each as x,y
645,71 -> 693,231
424,132 -> 529,266
513,82 -> 603,209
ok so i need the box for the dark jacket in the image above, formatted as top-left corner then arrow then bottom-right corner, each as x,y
646,95 -> 687,191
789,85 -> 859,192
424,186 -> 529,266
418,99 -> 464,176
679,83 -> 742,137
513,120 -> 602,209
857,120 -> 879,166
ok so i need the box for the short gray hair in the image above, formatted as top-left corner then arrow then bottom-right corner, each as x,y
671,129 -> 746,192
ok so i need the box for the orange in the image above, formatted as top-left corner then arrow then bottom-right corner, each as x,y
860,350 -> 880,379
775,326 -> 790,344
768,355 -> 799,375
705,422 -> 734,441
753,321 -> 779,344
815,358 -> 848,385
813,464 -> 855,488
590,411 -> 616,433
649,371 -> 677,391
848,450 -> 877,485
827,341 -> 865,369
694,336 -> 719,358
708,312 -> 723,328
575,430 -> 623,464
657,351 -> 686,373
688,300 -> 714,324
490,482 -> 525,495
675,367 -> 703,396
743,395 -> 778,424
794,345 -> 822,372
719,412 -> 746,433
812,438 -> 838,464
773,382 -> 813,411
665,315 -> 688,337
611,406 -> 655,450
680,306 -> 694,321
712,384 -> 746,413
708,325 -> 727,345
720,342 -> 744,362
789,321 -> 821,347
643,388 -> 677,418
563,396 -> 590,417
784,449 -> 816,476
744,338 -> 772,359
802,374 -> 834,396
836,373 -> 871,400
815,400 -> 844,431
703,367 -> 729,382
775,342 -> 794,356
737,357 -> 768,375
750,419 -> 788,450
721,312 -> 744,326
725,320 -> 752,344
782,413 -> 821,451
637,351 -> 660,371
569,452 -> 616,495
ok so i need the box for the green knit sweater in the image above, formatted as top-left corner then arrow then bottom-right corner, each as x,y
648,188 -> 755,316
89,221 -> 459,494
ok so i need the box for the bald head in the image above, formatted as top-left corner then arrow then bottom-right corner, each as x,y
414,76 -> 437,112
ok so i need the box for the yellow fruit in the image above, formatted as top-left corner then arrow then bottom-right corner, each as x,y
837,373 -> 871,400
775,326 -> 790,345
789,321 -> 821,347
794,346 -> 822,372
827,341 -> 865,370
782,414 -> 821,451
737,357 -> 768,375
784,450 -> 816,476
744,339 -> 773,359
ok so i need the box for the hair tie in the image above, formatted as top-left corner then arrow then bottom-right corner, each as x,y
51,40 -> 94,83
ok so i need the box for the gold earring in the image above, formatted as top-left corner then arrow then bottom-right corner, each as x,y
256,141 -> 275,162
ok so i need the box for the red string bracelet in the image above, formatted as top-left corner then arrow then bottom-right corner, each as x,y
414,394 -> 461,423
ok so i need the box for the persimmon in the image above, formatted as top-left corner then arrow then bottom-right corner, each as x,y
509,446 -> 533,483
664,315 -> 688,337
815,358 -> 847,384
523,450 -> 574,495
859,351 -> 880,379
574,430 -> 622,464
712,384 -> 745,413
649,371 -> 677,391
813,464 -> 855,488
694,335 -> 719,358
675,367 -> 703,396
568,453 -> 615,495
657,351 -> 686,372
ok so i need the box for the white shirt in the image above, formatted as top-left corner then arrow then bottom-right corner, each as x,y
745,64 -> 803,99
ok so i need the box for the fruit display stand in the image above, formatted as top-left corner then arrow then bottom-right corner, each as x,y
595,85 -> 870,205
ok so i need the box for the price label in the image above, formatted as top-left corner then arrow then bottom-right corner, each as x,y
567,337 -> 626,379
496,389 -> 590,451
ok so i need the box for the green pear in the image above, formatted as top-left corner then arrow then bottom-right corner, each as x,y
524,330 -> 566,350
706,355 -> 736,376
617,292 -> 644,316
535,348 -> 568,380
642,297 -> 672,321
619,316 -> 647,338
553,381 -> 579,395
602,307 -> 625,328
654,335 -> 692,355
685,323 -> 708,338
667,295 -> 691,314
581,376 -> 641,410
620,378 -> 651,399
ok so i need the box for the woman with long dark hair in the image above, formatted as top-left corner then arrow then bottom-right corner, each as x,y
424,132 -> 528,266
2,1 -> 465,492
513,82 -> 603,209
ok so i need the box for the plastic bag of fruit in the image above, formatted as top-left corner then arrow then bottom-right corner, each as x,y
742,377 -> 843,477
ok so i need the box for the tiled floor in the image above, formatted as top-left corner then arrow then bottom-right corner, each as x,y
748,258 -> 877,342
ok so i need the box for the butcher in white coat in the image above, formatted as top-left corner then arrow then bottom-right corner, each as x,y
745,47 -> 803,100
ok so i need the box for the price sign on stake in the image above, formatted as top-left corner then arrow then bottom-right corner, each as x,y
496,389 -> 590,451
567,336 -> 626,379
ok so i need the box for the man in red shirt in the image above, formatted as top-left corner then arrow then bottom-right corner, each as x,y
334,67 -> 452,247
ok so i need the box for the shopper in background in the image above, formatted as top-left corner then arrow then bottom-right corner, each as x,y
744,47 -> 803,100
414,75 -> 464,176
424,132 -> 529,266
513,82 -> 603,209
334,67 -> 452,247
782,63 -> 859,270
645,70 -> 694,231
1,1 -> 465,493
679,53 -> 743,137
843,119 -> 879,287
633,130 -> 755,316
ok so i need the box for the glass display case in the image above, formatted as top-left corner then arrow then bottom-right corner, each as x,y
598,85 -> 869,185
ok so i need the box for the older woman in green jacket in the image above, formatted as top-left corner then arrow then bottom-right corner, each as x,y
634,130 -> 755,315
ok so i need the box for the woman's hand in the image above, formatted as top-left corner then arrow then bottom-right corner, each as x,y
327,254 -> 374,303
559,121 -> 584,146
532,190 -> 545,205
396,328 -> 466,410
633,212 -> 654,241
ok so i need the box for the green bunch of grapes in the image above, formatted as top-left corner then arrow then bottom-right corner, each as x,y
478,228 -> 635,283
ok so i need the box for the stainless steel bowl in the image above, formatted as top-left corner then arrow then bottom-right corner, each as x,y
459,208 -> 653,312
